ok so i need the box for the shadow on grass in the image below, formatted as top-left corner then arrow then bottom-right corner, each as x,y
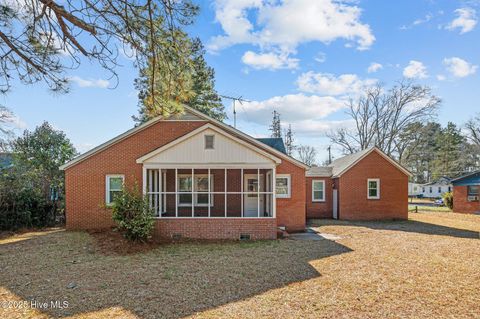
0,230 -> 352,318
308,218 -> 479,239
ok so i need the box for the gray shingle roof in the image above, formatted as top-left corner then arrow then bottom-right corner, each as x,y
328,147 -> 374,177
306,166 -> 333,177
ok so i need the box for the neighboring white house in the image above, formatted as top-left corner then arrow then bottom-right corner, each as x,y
420,177 -> 453,198
408,182 -> 422,197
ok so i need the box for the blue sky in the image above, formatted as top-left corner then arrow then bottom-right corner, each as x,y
2,0 -> 480,163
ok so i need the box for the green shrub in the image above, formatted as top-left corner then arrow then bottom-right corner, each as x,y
443,192 -> 453,210
111,186 -> 154,241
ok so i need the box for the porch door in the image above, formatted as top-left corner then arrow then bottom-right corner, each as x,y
244,174 -> 265,217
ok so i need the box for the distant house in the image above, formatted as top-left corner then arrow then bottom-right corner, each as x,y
451,171 -> 480,214
420,177 -> 452,198
408,182 -> 422,197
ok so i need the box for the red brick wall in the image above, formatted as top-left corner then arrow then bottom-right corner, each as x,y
64,120 -> 307,236
453,186 -> 480,214
305,177 -> 333,218
338,151 -> 408,220
276,161 -> 306,232
154,218 -> 277,240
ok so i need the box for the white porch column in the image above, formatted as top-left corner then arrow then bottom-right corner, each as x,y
208,168 -> 211,217
272,167 -> 276,218
175,168 -> 178,217
142,166 -> 147,195
241,168 -> 244,217
224,168 -> 227,217
257,168 -> 260,218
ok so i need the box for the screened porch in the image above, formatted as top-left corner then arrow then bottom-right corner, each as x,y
143,168 -> 277,218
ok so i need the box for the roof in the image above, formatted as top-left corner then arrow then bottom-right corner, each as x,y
423,176 -> 452,186
328,147 -> 374,177
0,152 -> 13,169
451,171 -> 480,186
255,138 -> 287,154
136,123 -> 282,164
305,147 -> 412,178
306,166 -> 333,177
60,105 -> 309,170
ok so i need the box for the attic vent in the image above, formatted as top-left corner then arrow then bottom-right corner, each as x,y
239,234 -> 251,241
205,135 -> 214,149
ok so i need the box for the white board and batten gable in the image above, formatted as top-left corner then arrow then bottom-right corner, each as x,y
136,123 -> 281,169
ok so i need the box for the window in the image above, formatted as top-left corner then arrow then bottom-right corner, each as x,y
106,175 -> 124,205
438,186 -> 442,193
422,187 -> 425,193
367,179 -> 380,199
429,187 -> 432,193
448,186 -> 451,192
204,135 -> 214,149
467,185 -> 479,202
276,175 -> 291,198
177,174 -> 213,206
312,180 -> 325,202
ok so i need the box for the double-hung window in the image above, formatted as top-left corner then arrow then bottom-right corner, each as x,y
106,175 -> 124,205
312,180 -> 325,202
367,179 -> 380,199
275,174 -> 291,198
178,174 -> 213,206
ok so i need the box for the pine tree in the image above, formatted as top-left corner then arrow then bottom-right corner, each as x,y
133,32 -> 225,124
269,110 -> 281,138
284,124 -> 295,156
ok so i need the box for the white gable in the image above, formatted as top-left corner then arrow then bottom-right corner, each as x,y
140,127 -> 277,165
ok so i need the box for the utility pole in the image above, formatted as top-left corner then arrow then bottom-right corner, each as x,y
327,146 -> 332,164
219,95 -> 251,128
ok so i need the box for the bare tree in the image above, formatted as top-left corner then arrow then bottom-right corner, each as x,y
0,0 -> 198,99
269,110 -> 281,138
283,124 -> 295,156
296,145 -> 317,166
465,113 -> 480,148
327,81 -> 440,158
0,105 -> 15,151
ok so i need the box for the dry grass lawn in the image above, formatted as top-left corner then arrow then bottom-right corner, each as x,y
0,212 -> 479,319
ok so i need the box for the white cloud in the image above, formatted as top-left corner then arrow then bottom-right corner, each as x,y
290,119 -> 354,136
209,0 -> 374,68
436,74 -> 447,81
296,72 -> 377,96
367,62 -> 383,73
238,93 -> 346,126
443,57 -> 478,78
315,52 -> 327,63
446,8 -> 477,34
69,76 -> 110,88
403,60 -> 428,79
241,50 -> 299,70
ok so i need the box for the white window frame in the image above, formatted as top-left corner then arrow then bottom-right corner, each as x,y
177,174 -> 214,207
312,180 -> 326,202
106,174 -> 125,205
204,135 -> 215,150
275,174 -> 291,198
367,178 -> 380,200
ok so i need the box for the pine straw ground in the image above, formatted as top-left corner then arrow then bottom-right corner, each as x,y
0,212 -> 479,319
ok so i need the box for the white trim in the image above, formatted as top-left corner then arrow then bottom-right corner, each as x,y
312,180 -> 326,202
367,178 -> 381,200
334,147 -> 412,178
136,123 -> 281,164
275,174 -> 291,198
105,174 -> 124,205
143,163 -> 275,169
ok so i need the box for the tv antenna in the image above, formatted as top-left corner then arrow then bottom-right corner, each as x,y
220,94 -> 251,128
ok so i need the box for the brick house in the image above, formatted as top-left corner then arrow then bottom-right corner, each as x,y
451,171 -> 480,214
61,106 -> 410,240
